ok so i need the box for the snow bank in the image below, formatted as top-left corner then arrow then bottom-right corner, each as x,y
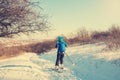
0,53 -> 50,80
94,50 -> 120,60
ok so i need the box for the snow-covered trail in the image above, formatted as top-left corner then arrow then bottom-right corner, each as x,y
40,42 -> 120,80
0,42 -> 120,80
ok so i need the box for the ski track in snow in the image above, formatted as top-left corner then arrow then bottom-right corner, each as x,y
0,42 -> 120,80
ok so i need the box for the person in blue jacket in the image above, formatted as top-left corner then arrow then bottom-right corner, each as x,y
55,36 -> 68,69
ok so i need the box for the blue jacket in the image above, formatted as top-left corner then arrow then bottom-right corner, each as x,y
55,36 -> 68,53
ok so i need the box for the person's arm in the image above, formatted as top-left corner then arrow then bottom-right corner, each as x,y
55,42 -> 58,48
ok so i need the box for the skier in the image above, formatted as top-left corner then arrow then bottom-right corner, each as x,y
55,36 -> 68,70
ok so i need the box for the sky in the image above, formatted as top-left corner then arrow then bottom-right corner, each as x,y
38,0 -> 120,38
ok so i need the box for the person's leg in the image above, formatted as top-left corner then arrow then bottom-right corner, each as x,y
55,53 -> 60,66
60,52 -> 64,68
60,53 -> 64,64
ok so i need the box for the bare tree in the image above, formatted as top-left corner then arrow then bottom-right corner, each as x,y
77,27 -> 89,39
0,0 -> 49,37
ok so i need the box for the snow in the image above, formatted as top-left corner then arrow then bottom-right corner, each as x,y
0,53 -> 50,80
0,42 -> 120,80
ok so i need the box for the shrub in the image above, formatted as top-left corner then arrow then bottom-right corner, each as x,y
0,45 -> 30,57
29,40 -> 56,54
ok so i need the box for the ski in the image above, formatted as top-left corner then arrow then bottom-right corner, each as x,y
51,68 -> 63,73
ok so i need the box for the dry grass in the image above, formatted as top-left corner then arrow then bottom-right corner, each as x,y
28,40 -> 56,54
69,25 -> 120,50
0,40 -> 56,58
0,45 -> 31,58
107,26 -> 120,49
91,25 -> 120,50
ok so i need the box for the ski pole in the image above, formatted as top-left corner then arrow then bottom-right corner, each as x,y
65,53 -> 75,66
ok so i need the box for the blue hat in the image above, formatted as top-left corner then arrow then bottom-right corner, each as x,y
58,36 -> 64,42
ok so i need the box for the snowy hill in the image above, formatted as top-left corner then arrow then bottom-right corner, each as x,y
0,43 -> 120,80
